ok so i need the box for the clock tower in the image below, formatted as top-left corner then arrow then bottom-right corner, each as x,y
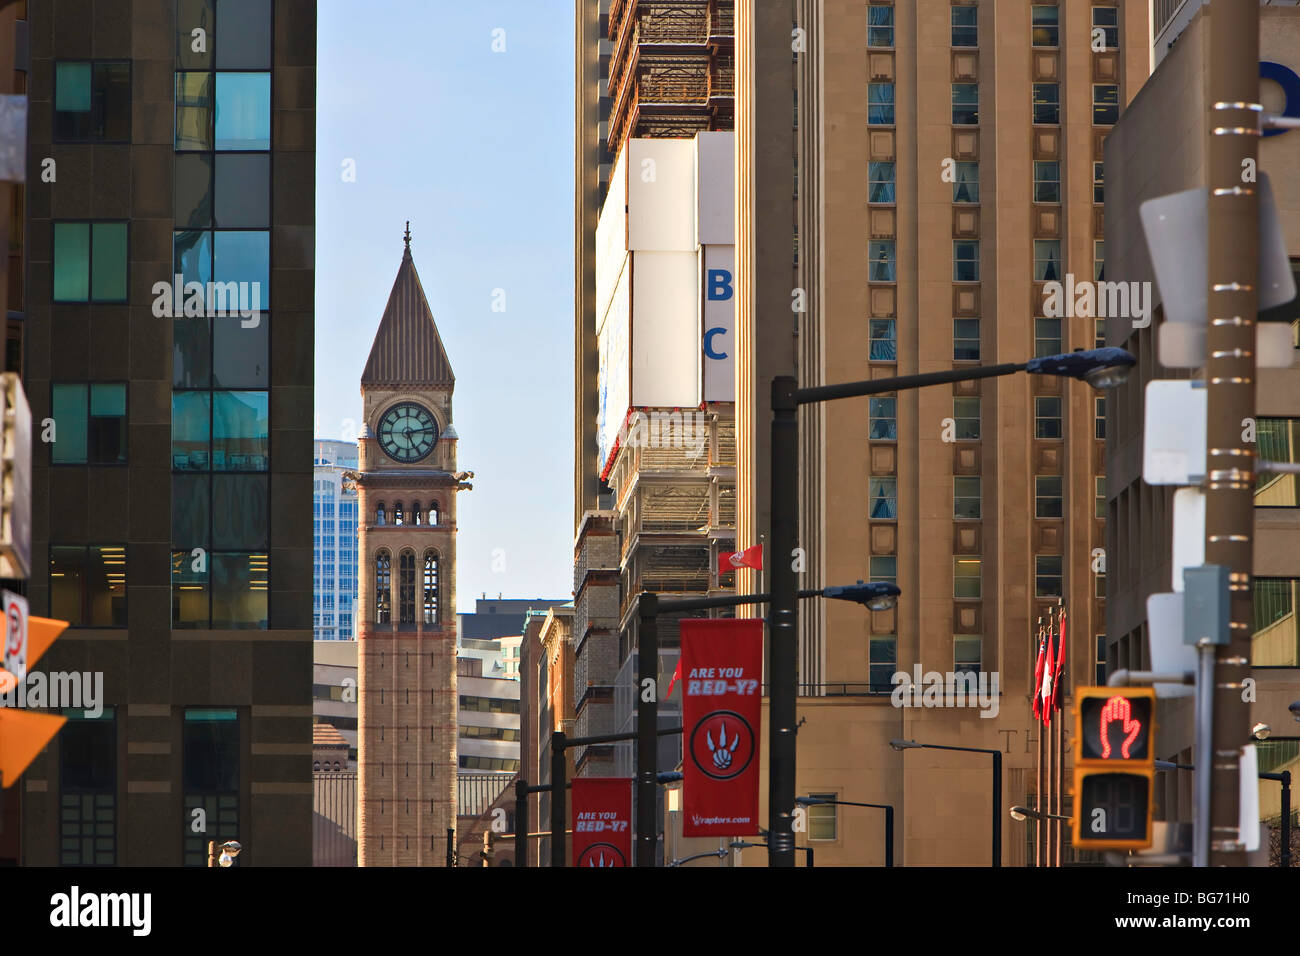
354,225 -> 467,866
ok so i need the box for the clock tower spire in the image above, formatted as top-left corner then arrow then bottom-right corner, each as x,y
354,227 -> 466,866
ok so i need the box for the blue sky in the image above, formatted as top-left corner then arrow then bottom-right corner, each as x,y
316,1 -> 575,612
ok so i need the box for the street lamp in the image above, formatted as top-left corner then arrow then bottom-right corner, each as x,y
636,580 -> 901,867
668,848 -> 729,867
207,840 -> 242,868
1009,805 -> 1070,823
765,346 -> 1133,867
890,738 -> 1003,867
796,795 -> 893,867
729,840 -> 814,867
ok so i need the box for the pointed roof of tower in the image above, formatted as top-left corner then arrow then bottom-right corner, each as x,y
361,223 -> 455,388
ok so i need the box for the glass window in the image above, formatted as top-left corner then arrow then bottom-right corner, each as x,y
183,708 -> 239,792
1094,240 -> 1105,281
1035,317 -> 1062,357
954,476 -> 981,519
870,555 -> 897,586
1032,83 -> 1060,124
1096,567 -> 1107,599
1095,396 -> 1106,439
1093,84 -> 1119,125
214,153 -> 271,227
216,0 -> 273,70
1252,579 -> 1300,665
213,391 -> 269,471
213,230 -> 270,301
50,545 -> 127,628
172,391 -> 212,471
214,314 -> 269,388
214,72 -> 271,150
868,161 -> 896,203
54,61 -> 130,142
1032,5 -> 1059,46
954,396 -> 981,440
952,83 -> 978,125
953,241 -> 979,281
1034,240 -> 1061,282
869,240 -> 896,282
1035,396 -> 1063,439
1256,418 -> 1300,507
175,154 -> 214,228
867,4 -> 894,47
177,0 -> 215,68
808,793 -> 838,841
1036,555 -> 1063,599
212,552 -> 267,628
423,551 -> 440,625
869,477 -> 897,520
54,222 -> 127,303
212,475 -> 269,549
176,71 -> 214,150
953,162 -> 979,203
954,556 -> 981,598
1033,161 -> 1060,203
951,5 -> 978,47
1092,6 -> 1119,50
174,229 -> 214,289
59,710 -> 117,865
1093,161 -> 1104,204
954,636 -> 982,674
954,318 -> 980,360
375,550 -> 392,623
869,636 -> 896,694
869,397 -> 896,440
868,83 -> 895,125
1095,318 -> 1105,350
1095,634 -> 1107,684
172,549 -> 209,627
869,319 -> 897,361
1035,476 -> 1063,518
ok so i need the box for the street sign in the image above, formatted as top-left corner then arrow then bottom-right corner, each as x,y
1170,489 -> 1205,592
1140,172 -> 1296,326
1142,380 -> 1207,485
1145,593 -> 1196,699
1240,744 -> 1260,853
0,373 -> 31,579
1072,686 -> 1156,851
1,590 -> 26,683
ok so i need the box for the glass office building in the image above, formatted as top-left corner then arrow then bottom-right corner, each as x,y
314,439 -> 359,640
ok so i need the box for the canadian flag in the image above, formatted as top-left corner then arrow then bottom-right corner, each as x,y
718,544 -> 763,574
1038,627 -> 1055,726
665,657 -> 682,698
1031,622 -> 1048,722
1047,607 -> 1067,716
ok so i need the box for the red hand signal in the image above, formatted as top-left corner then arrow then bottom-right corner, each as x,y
1099,695 -> 1141,759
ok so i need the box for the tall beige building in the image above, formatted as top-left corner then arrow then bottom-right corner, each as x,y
730,0 -> 1150,866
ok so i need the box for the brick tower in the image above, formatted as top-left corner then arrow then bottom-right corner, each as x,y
355,225 -> 466,865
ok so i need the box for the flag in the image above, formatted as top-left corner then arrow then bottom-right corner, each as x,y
572,778 -> 633,867
1031,621 -> 1048,722
1038,625 -> 1055,725
1049,606 -> 1067,715
665,657 -> 681,698
718,544 -> 763,574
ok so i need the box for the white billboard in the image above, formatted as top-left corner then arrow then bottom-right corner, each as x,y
695,131 -> 735,247
702,245 -> 735,402
628,139 -> 696,252
597,261 -> 632,473
631,251 -> 700,408
595,147 -> 628,336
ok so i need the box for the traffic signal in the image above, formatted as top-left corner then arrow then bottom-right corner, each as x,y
1071,686 -> 1155,851
0,615 -> 70,788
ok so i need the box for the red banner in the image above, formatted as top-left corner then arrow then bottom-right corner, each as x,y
572,777 -> 632,867
680,618 -> 763,837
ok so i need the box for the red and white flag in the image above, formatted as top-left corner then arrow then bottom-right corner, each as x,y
1048,607 -> 1067,716
1031,621 -> 1048,722
1038,624 -> 1055,726
718,544 -> 763,574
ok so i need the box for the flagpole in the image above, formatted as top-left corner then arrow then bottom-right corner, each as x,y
1045,607 -> 1054,869
1055,600 -> 1066,867
1049,606 -> 1060,867
1035,617 -> 1044,868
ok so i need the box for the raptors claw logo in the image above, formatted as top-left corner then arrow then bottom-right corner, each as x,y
707,722 -> 741,770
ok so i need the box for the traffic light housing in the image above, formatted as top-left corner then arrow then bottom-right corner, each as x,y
0,615 -> 69,788
1071,686 -> 1156,851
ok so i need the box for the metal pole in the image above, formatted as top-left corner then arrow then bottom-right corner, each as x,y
637,593 -> 659,867
1054,692 -> 1064,866
514,778 -> 528,867
992,749 -> 1002,868
551,731 -> 567,868
805,846 -> 814,868
1205,0 -> 1259,868
446,828 -> 454,868
1035,701 -> 1043,867
767,375 -> 800,867
1195,642 -> 1216,867
884,805 -> 893,868
1281,771 -> 1292,868
1045,701 -> 1053,867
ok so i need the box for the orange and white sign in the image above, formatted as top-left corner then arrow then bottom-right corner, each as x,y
3,590 -> 28,682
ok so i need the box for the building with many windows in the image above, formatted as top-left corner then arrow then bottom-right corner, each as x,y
314,438 -> 359,640
19,0 -> 314,867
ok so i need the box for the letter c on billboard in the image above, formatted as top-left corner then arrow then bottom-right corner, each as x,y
1261,61 -> 1300,138
707,269 -> 733,301
704,327 -> 728,360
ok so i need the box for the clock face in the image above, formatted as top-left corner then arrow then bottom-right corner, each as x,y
377,402 -> 439,463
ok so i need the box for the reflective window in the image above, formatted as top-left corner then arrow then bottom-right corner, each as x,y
1033,161 -> 1060,203
51,383 -> 127,465
868,83 -> 895,125
953,241 -> 979,281
213,391 -> 269,470
54,222 -> 127,303
869,477 -> 897,520
215,0 -> 272,70
951,6 -> 977,47
1256,418 -> 1300,507
954,476 -> 981,519
954,397 -> 981,440
954,318 -> 980,360
952,83 -> 978,125
808,793 -> 839,841
870,635 -> 896,694
214,73 -> 271,150
1252,578 -> 1299,665
212,552 -> 268,627
953,162 -> 979,203
867,4 -> 894,47
954,636 -> 982,675
1035,396 -> 1063,439
869,240 -> 896,282
1035,317 -> 1062,357
1036,555 -> 1063,599
50,545 -> 127,627
954,557 -> 981,598
55,61 -> 130,142
423,551 -> 440,625
869,319 -> 896,361
869,397 -> 896,440
1034,240 -> 1061,281
868,161 -> 895,203
175,72 -> 214,150
1092,6 -> 1119,50
1035,475 -> 1064,518
1032,5 -> 1059,46
1093,84 -> 1119,125
1032,83 -> 1060,124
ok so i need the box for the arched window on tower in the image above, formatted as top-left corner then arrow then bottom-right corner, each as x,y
375,550 -> 392,623
376,502 -> 386,526
428,501 -> 440,526
412,501 -> 422,526
398,550 -> 416,624
394,502 -> 404,526
423,550 -> 439,626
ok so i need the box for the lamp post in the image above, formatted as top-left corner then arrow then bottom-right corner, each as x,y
765,347 -> 1135,867
729,839 -> 814,867
795,796 -> 894,867
669,848 -> 729,867
636,581 -> 900,867
891,738 -> 1003,867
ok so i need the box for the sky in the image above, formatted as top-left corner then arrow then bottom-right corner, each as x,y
316,1 -> 575,612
